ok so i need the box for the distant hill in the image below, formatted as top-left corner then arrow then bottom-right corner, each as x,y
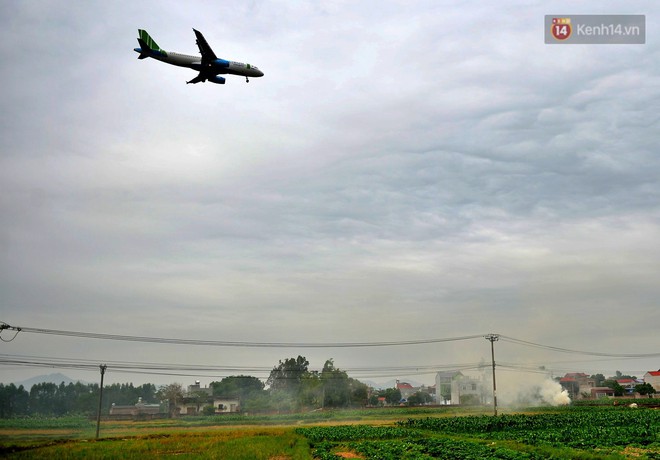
14,373 -> 86,390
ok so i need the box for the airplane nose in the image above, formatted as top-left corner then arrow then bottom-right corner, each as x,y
257,70 -> 264,77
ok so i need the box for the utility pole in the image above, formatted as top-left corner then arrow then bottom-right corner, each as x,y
96,364 -> 107,439
485,334 -> 499,416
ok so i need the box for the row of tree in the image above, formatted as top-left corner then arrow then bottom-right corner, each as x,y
158,356 -> 371,414
0,356 -> 371,417
264,356 -> 368,411
0,382 -> 158,418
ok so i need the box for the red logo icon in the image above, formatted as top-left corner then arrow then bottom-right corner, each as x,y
551,18 -> 572,40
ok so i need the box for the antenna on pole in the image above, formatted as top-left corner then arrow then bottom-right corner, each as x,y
485,334 -> 499,416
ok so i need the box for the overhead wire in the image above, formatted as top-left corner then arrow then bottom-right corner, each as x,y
3,322 -> 656,359
0,322 -> 484,348
499,334 -> 660,358
0,352 -> 488,380
1,321 -> 657,382
0,322 -> 21,342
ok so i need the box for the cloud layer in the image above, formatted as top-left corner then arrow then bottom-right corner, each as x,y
1,1 -> 658,386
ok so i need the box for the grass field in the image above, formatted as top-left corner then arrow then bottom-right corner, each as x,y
0,405 -> 658,459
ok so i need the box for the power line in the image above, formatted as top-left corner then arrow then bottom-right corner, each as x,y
0,322 -> 483,348
0,323 -> 20,342
2,320 -> 657,360
499,335 -> 660,358
0,352 -> 487,380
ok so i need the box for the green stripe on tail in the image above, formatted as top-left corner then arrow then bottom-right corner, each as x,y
138,29 -> 162,52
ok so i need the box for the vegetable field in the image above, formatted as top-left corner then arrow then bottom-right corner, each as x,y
1,406 -> 659,458
297,406 -> 660,459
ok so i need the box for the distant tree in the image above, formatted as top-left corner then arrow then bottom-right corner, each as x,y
241,390 -> 275,413
604,380 -> 625,397
270,388 -> 298,412
63,382 -> 98,414
266,356 -> 314,412
213,376 -> 270,413
267,356 -> 310,394
321,359 -> 350,408
105,383 -> 142,411
0,384 -> 29,417
407,391 -> 433,406
348,378 -> 369,407
310,360 -> 369,409
91,382 -> 158,415
382,388 -> 402,405
613,371 -> 637,380
75,384 -> 98,414
1,381 -> 160,417
136,384 -> 158,403
189,390 -> 211,412
157,383 -> 184,416
297,371 -> 320,408
211,376 -> 264,401
635,383 -> 656,397
590,374 -> 606,387
202,404 -> 216,415
29,382 -> 59,415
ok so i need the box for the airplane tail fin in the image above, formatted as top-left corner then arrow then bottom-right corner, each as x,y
135,29 -> 166,59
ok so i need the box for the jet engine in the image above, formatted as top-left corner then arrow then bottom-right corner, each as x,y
209,76 -> 226,84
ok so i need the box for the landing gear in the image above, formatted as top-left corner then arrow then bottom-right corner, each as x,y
246,76 -> 250,83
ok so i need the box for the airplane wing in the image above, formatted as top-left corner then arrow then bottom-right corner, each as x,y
186,74 -> 206,84
192,28 -> 218,63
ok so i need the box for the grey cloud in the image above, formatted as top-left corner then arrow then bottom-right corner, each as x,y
1,1 -> 659,386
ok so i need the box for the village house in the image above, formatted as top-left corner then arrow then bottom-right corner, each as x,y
214,397 -> 240,413
187,380 -> 212,396
560,370 -> 659,399
173,381 -> 240,415
644,370 -> 660,392
394,380 -> 435,404
559,373 -> 595,400
590,387 -> 615,399
395,380 -> 415,401
109,397 -> 163,419
175,397 -> 240,415
616,378 -> 643,395
435,371 -> 483,405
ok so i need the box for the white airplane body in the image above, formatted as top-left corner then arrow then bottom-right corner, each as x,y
134,29 -> 263,84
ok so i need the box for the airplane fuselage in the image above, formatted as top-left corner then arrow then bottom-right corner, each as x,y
136,49 -> 264,79
133,29 -> 263,84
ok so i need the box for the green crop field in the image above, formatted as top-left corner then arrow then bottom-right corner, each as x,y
0,405 -> 658,459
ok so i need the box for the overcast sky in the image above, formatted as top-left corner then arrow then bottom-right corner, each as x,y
1,1 -> 659,389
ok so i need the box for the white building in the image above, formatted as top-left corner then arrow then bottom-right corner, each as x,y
644,370 -> 660,392
435,371 -> 484,405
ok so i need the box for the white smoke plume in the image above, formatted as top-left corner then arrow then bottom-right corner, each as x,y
539,379 -> 571,406
495,373 -> 571,407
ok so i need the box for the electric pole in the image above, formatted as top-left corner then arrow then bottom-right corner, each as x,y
96,364 -> 107,439
485,334 -> 499,416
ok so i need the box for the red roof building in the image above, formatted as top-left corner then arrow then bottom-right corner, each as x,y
644,370 -> 660,392
396,380 -> 416,400
559,373 -> 595,399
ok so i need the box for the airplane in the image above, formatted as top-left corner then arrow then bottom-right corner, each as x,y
134,29 -> 264,84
